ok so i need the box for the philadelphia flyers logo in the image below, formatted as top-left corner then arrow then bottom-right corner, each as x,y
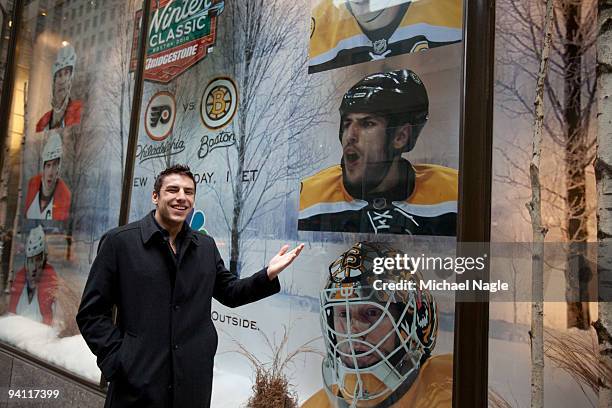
145,91 -> 176,141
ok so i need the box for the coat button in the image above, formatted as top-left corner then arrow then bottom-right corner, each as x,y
173,305 -> 180,311
173,344 -> 179,350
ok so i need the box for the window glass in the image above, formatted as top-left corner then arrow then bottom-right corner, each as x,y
129,1 -> 462,405
0,0 -> 141,383
489,0 -> 598,406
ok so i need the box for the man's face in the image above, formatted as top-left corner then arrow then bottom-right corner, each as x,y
333,302 -> 398,368
152,174 -> 195,227
42,158 -> 60,197
347,0 -> 406,32
341,112 -> 393,192
53,66 -> 72,102
26,253 -> 45,289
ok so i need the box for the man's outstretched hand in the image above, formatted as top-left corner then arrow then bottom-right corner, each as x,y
267,243 -> 305,280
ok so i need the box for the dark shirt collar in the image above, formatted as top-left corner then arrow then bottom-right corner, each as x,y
140,210 -> 199,246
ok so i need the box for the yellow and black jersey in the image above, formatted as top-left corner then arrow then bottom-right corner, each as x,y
309,0 -> 462,73
301,354 -> 453,408
298,163 -> 458,235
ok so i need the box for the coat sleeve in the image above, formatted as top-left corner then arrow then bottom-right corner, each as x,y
211,238 -> 280,308
76,233 -> 123,381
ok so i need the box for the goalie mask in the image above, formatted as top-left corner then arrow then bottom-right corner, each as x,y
320,242 -> 437,407
25,225 -> 47,288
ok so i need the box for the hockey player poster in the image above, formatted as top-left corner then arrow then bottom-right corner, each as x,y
9,39 -> 85,333
308,0 -> 463,73
298,46 -> 461,236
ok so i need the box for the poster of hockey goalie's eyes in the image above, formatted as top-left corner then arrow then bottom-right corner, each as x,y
307,0 -> 463,74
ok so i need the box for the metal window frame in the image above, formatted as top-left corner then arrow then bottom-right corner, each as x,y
452,0 -> 495,407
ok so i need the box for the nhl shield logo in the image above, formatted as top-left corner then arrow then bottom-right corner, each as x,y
372,39 -> 388,55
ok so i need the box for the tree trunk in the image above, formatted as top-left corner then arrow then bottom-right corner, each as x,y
564,0 -> 591,330
119,79 -> 125,182
529,0 -> 554,406
594,1 -> 612,405
230,109 -> 246,277
228,21 -> 254,277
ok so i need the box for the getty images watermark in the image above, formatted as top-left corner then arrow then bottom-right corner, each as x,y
372,253 -> 510,293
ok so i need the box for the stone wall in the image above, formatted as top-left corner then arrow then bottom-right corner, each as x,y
0,348 -> 105,408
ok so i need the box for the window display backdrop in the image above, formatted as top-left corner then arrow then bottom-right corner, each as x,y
0,0 -> 140,383
128,0 -> 463,405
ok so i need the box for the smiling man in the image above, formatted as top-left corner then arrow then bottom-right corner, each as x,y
77,164 -> 303,408
299,70 -> 457,235
25,131 -> 71,221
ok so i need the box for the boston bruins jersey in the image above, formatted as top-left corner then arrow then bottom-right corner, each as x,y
301,354 -> 453,408
298,164 -> 458,235
309,0 -> 462,73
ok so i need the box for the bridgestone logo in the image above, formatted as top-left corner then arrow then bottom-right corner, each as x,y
145,44 -> 199,70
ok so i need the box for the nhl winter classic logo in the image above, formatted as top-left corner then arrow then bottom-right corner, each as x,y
145,91 -> 176,141
200,77 -> 238,130
130,0 -> 225,83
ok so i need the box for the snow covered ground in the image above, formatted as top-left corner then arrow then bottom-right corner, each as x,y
0,314 -> 254,408
0,314 -> 100,381
0,312 -> 598,407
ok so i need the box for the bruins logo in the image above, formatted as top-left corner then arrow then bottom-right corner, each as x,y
200,77 -> 238,130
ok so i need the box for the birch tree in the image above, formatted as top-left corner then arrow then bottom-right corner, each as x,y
593,1 -> 612,405
528,0 -> 554,405
497,0 -> 598,329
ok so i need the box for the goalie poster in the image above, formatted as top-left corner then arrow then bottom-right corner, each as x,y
128,0 -> 461,405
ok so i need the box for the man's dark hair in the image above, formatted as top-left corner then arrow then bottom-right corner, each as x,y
153,164 -> 196,195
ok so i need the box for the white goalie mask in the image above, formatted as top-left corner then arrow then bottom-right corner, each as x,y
320,242 -> 438,408
26,225 -> 47,258
25,225 -> 47,284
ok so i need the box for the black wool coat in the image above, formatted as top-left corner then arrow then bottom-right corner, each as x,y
76,212 -> 280,408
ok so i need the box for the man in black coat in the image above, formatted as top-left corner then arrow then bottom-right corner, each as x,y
76,164 -> 304,408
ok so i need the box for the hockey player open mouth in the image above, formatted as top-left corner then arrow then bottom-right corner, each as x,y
344,148 -> 361,169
